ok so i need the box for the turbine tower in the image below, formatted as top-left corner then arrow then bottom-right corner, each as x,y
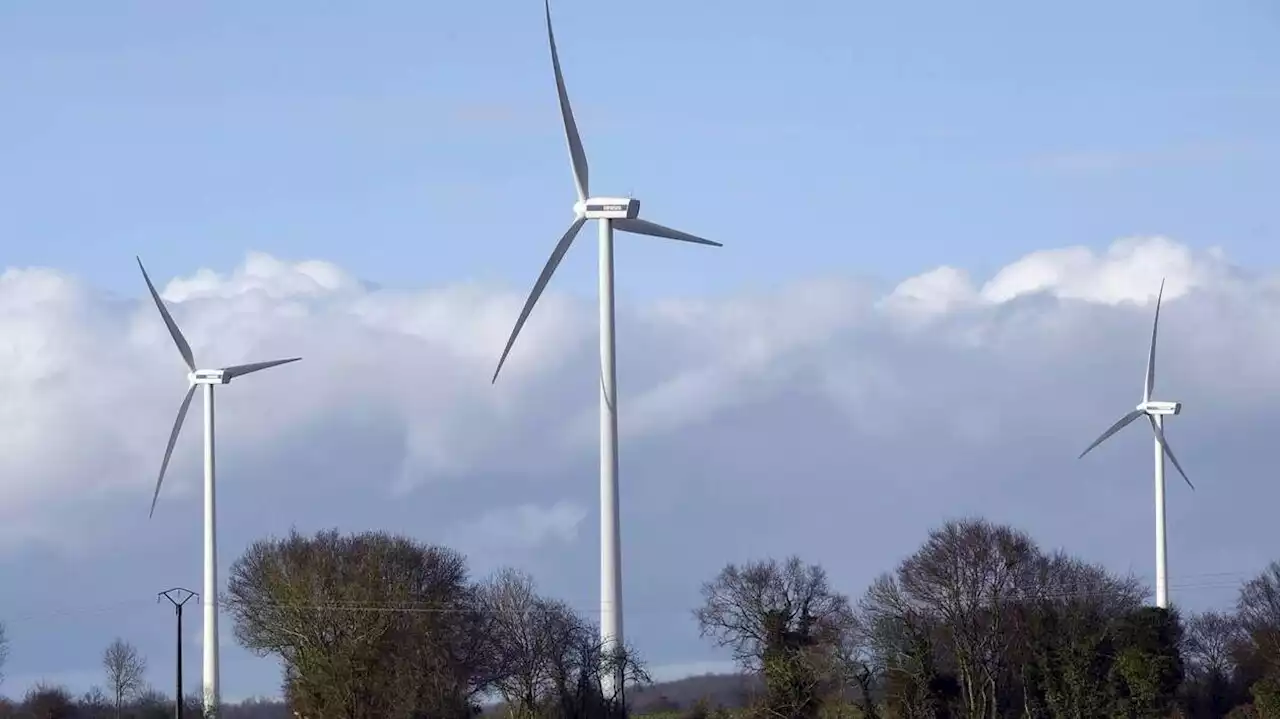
138,258 -> 301,716
1079,279 -> 1193,609
491,0 -> 721,695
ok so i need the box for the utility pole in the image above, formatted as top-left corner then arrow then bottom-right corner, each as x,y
159,588 -> 198,719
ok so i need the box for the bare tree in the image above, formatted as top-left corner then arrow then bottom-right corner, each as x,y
133,686 -> 173,715
827,611 -> 880,719
1238,562 -> 1280,630
861,575 -> 954,719
1185,611 -> 1244,680
79,686 -> 113,719
547,611 -> 650,719
1238,561 -> 1280,665
695,556 -> 853,672
696,556 -> 853,719
103,638 -> 147,718
478,568 -> 575,715
888,518 -> 1041,718
481,585 -> 651,719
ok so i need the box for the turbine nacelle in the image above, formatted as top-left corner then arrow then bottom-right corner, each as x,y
189,369 -> 228,385
574,197 -> 641,220
1139,400 -> 1182,416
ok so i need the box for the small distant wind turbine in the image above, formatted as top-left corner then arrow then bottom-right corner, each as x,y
1078,279 -> 1193,609
491,0 -> 721,695
137,257 -> 300,716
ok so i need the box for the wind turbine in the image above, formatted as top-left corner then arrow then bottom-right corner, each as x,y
491,0 -> 721,694
137,257 -> 301,716
1078,279 -> 1193,609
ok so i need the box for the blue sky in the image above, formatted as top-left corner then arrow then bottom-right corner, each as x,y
1,0 -> 1279,704
3,0 -> 1277,295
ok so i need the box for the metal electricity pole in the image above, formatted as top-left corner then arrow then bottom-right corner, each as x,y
159,588 -> 199,719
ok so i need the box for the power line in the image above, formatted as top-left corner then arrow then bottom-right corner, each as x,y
0,576 -> 1254,625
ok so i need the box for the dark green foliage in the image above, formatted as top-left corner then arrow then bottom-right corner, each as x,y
1109,607 -> 1184,718
1015,603 -> 1186,719
1249,673 -> 1280,718
1021,597 -> 1118,718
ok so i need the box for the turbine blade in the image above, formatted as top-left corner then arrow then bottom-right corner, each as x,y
545,0 -> 589,202
613,218 -> 722,247
1148,415 -> 1195,490
493,217 -> 587,383
137,257 -> 197,372
222,357 -> 302,381
1078,409 -> 1144,459
150,385 -> 197,518
1144,278 -> 1165,403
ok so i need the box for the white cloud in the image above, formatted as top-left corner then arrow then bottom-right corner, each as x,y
2,235 -> 1280,698
979,236 -> 1219,304
880,235 -> 1223,317
160,251 -> 363,302
882,265 -> 977,318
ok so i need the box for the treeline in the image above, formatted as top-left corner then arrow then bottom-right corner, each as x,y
0,631 -> 287,718
689,518 -> 1280,719
1,519 -> 1277,718
0,684 -> 285,719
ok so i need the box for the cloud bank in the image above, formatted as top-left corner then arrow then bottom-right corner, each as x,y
0,235 -> 1276,699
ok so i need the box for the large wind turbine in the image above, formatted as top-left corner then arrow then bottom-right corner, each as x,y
138,258 -> 300,716
1078,279 -> 1193,609
491,0 -> 721,694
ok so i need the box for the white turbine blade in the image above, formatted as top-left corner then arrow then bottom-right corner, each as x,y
137,257 -> 196,372
222,357 -> 301,381
545,0 -> 589,202
493,217 -> 587,383
150,385 -> 197,518
1148,415 -> 1195,490
1078,409 -> 1144,459
1143,278 -> 1165,403
613,218 -> 722,247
